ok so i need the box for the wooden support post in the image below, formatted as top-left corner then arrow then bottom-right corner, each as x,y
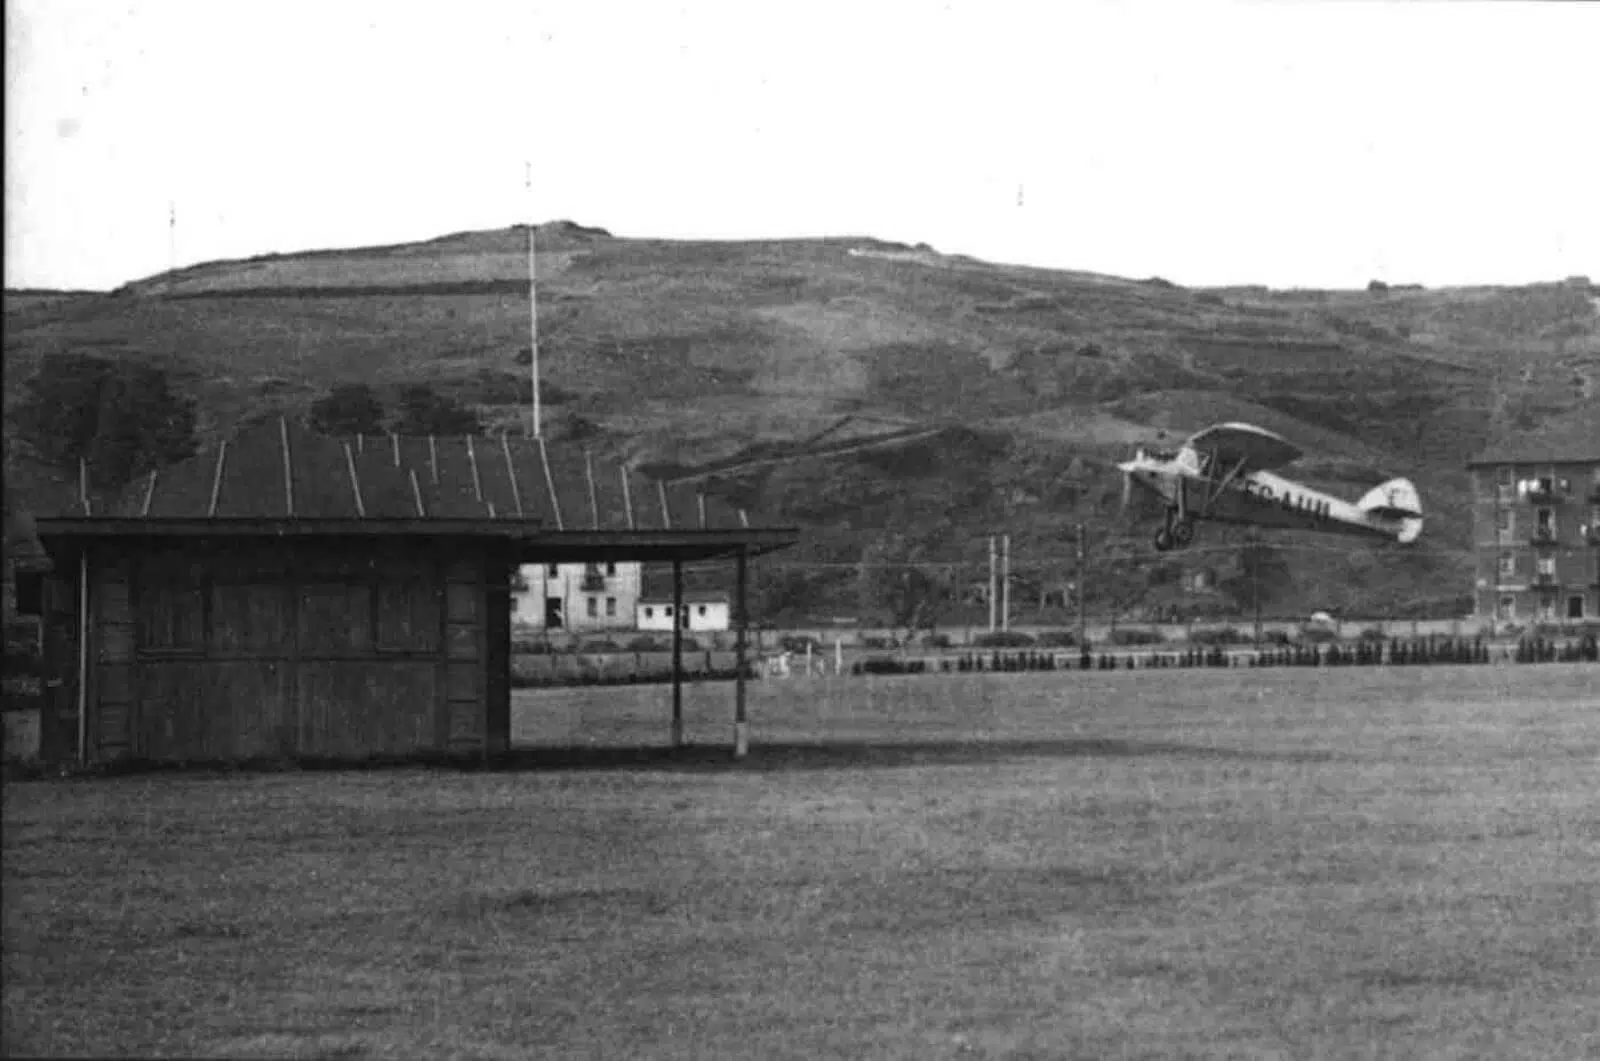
734,547 -> 749,759
671,559 -> 685,748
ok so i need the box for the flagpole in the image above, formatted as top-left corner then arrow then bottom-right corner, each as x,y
526,162 -> 541,439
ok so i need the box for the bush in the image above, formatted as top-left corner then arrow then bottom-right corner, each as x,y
779,634 -> 823,654
578,639 -> 622,654
1108,628 -> 1164,646
921,632 -> 953,649
625,634 -> 700,653
1298,625 -> 1338,644
858,636 -> 898,650
1359,626 -> 1387,643
512,638 -> 556,654
1189,626 -> 1244,646
1034,630 -> 1078,648
973,630 -> 1037,648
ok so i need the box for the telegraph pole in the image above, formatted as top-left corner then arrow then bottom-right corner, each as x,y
525,162 -> 542,439
988,536 -> 997,633
1076,523 -> 1088,649
1001,534 -> 1011,632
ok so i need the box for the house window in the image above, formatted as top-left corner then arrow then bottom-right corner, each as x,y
1497,595 -> 1515,621
1537,556 -> 1556,577
1536,508 -> 1555,538
586,596 -> 598,619
644,606 -> 654,619
606,562 -> 617,576
1497,466 -> 1514,486
1568,595 -> 1586,620
665,606 -> 674,617
1498,553 -> 1516,579
605,597 -> 616,618
547,563 -> 559,578
697,605 -> 707,617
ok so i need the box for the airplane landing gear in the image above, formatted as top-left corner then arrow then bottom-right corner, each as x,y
1154,513 -> 1196,552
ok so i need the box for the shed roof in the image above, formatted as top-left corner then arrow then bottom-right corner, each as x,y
29,420 -> 797,559
1466,409 -> 1600,467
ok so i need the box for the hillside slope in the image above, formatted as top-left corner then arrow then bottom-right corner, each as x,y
6,225 -> 1596,620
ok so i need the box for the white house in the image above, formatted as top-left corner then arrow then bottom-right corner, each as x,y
636,594 -> 731,633
513,562 -> 642,631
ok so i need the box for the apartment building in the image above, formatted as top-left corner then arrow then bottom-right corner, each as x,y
512,562 -> 642,631
1467,413 -> 1600,626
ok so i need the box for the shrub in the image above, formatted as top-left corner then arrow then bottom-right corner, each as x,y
1108,628 -> 1164,646
1034,630 -> 1078,648
1188,626 -> 1243,646
1298,625 -> 1338,644
1359,626 -> 1387,643
512,638 -> 556,654
578,639 -> 622,654
921,632 -> 953,649
780,634 -> 823,654
973,630 -> 1037,648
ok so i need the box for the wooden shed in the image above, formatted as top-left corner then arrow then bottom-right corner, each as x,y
20,421 -> 796,767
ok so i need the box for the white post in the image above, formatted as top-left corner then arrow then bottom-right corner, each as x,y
806,641 -> 813,677
835,637 -> 843,676
988,536 -> 997,633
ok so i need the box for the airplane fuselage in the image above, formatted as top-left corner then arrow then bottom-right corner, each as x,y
1132,467 -> 1402,541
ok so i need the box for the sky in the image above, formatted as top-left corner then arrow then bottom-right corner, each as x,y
5,0 -> 1597,292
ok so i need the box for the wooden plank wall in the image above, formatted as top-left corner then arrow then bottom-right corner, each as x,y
83,539 -> 495,765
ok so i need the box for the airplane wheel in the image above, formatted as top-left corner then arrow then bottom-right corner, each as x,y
1172,521 -> 1196,548
1153,528 -> 1174,552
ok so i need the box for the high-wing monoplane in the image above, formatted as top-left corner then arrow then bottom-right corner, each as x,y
1117,422 -> 1423,552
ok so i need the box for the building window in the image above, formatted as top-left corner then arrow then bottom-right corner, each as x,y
1497,465 -> 1514,486
606,562 -> 617,576
605,597 -> 616,617
665,606 -> 674,617
547,563 -> 559,578
1497,595 -> 1515,621
586,596 -> 598,619
1537,556 -> 1556,576
1536,508 -> 1555,539
1498,553 -> 1516,579
1568,596 -> 1586,620
644,606 -> 654,619
697,605 -> 707,617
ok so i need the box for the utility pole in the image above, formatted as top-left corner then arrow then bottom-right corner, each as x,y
1076,522 -> 1088,649
988,536 -> 997,633
1001,534 -> 1011,632
525,162 -> 541,439
1249,531 -> 1263,647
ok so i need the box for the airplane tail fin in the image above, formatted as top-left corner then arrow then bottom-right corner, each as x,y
1358,478 -> 1423,543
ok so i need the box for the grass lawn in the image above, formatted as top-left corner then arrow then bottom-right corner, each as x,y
4,666 -> 1598,1059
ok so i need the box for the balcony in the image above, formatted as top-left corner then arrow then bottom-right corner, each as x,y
1524,483 -> 1561,505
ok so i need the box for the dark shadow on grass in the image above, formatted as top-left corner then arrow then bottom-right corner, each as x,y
13,738 -> 1337,781
475,737 -> 1339,773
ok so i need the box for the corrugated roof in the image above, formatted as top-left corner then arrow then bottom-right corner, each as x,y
1466,408 -> 1600,466
36,420 -> 768,533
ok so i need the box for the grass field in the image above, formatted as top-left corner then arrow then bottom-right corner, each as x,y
5,667 -> 1598,1059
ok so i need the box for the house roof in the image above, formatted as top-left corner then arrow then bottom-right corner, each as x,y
26,420 -> 798,559
1467,410 -> 1600,467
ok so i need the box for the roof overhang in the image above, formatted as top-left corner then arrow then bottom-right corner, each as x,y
34,519 -> 800,560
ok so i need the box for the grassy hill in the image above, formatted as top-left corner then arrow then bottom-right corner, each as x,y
6,224 -> 1596,621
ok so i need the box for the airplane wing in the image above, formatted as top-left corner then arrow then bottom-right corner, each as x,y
1185,422 -> 1303,474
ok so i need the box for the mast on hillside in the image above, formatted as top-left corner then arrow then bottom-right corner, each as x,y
526,162 -> 541,439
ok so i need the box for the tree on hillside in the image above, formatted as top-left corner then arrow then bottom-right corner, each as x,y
1220,540 -> 1294,616
13,354 -> 197,492
393,384 -> 482,435
310,383 -> 386,436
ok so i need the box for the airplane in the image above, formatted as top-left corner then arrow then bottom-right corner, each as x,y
1116,421 -> 1424,552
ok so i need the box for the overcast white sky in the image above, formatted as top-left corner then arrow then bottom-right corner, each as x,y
5,0 -> 1597,291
